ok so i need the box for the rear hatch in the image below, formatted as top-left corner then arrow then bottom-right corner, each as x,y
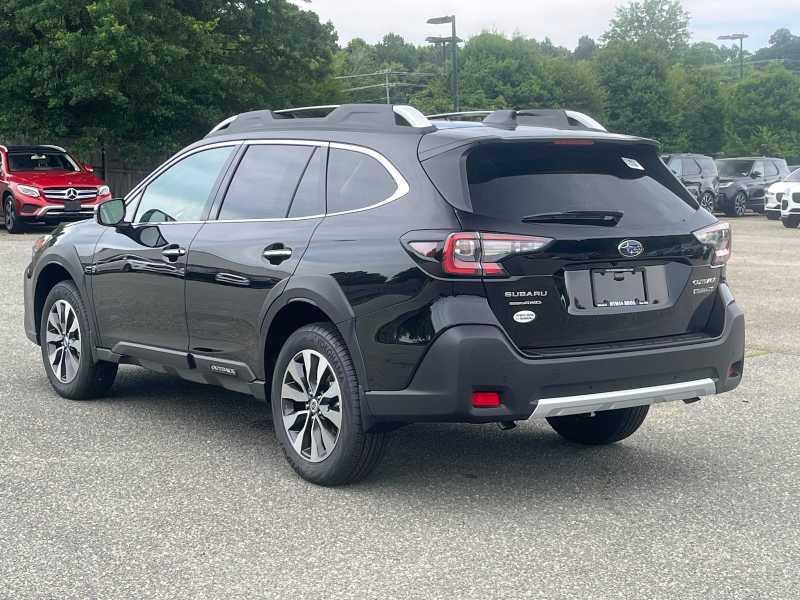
422,138 -> 723,353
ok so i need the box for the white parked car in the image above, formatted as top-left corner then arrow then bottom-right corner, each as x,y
765,168 -> 800,220
780,182 -> 800,229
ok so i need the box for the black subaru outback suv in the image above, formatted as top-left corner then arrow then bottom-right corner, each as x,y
24,105 -> 745,485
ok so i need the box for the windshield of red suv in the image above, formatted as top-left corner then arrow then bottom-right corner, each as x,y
716,160 -> 753,178
8,151 -> 79,172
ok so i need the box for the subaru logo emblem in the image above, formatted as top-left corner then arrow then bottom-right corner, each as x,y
65,188 -> 78,200
618,239 -> 644,258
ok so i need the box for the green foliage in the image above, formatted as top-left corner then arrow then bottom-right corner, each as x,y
665,67 -> 724,155
722,66 -> 800,161
594,42 -> 674,141
601,0 -> 690,56
0,0 -> 339,159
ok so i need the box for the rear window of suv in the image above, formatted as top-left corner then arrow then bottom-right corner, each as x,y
465,142 -> 697,226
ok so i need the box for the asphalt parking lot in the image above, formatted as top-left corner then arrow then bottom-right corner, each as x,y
1,216 -> 798,599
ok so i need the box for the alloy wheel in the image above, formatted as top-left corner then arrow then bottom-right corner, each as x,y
700,192 -> 715,213
280,349 -> 343,463
734,192 -> 747,216
46,299 -> 81,383
5,199 -> 14,230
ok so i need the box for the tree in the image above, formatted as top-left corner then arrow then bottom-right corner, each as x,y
594,42 -> 674,141
722,65 -> 800,160
601,0 -> 690,56
665,67 -> 724,154
0,0 -> 339,159
574,36 -> 598,61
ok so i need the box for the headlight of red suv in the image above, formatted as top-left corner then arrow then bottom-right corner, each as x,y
17,184 -> 40,198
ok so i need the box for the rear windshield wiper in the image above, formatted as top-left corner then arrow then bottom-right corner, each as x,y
521,210 -> 624,226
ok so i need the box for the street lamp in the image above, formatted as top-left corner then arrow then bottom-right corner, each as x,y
718,33 -> 749,79
427,15 -> 460,111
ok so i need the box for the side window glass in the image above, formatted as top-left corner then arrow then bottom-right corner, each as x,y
326,148 -> 397,213
288,148 -> 326,218
764,161 -> 779,177
219,144 -> 314,220
752,161 -> 765,176
668,158 -> 682,176
135,146 -> 233,224
683,159 -> 701,176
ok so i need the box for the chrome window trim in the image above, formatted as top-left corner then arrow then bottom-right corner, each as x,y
125,139 -> 409,225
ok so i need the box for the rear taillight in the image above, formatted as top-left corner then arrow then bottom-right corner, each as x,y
440,232 -> 552,277
693,222 -> 731,267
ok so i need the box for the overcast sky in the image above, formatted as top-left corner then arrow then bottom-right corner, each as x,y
292,0 -> 798,52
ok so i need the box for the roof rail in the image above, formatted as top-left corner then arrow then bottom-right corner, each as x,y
426,111 -> 491,121
206,104 -> 433,137
426,108 -> 607,131
482,109 -> 607,132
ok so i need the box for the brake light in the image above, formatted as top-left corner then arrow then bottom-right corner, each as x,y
442,232 -> 552,277
693,222 -> 731,267
552,139 -> 594,146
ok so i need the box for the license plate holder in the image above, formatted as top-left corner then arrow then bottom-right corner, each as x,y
591,268 -> 648,307
63,200 -> 81,212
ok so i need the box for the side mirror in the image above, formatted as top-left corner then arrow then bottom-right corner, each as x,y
96,198 -> 126,227
84,163 -> 94,172
750,171 -> 761,178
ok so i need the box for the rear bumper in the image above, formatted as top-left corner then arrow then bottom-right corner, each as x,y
364,291 -> 744,426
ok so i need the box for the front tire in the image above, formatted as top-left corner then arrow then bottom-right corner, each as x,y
547,405 -> 649,445
4,196 -> 25,233
40,281 -> 117,399
271,323 -> 387,485
782,216 -> 800,229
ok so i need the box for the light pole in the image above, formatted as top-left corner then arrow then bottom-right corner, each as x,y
427,15 -> 460,111
718,33 -> 749,79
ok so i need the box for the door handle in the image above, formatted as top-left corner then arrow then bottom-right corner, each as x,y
263,247 -> 292,264
162,246 -> 186,260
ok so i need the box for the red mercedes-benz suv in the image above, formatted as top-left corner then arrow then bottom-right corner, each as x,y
0,144 -> 112,233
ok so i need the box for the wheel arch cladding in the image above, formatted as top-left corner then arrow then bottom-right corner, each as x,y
34,262 -> 75,343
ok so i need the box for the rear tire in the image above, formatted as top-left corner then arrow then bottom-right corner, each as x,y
547,405 -> 649,445
4,196 -> 25,233
782,216 -> 800,229
725,191 -> 748,217
271,323 -> 387,485
699,191 -> 715,213
40,281 -> 117,399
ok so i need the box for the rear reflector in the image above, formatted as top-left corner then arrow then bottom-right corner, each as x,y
472,391 -> 501,408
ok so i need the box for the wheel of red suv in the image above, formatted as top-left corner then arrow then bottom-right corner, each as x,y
4,196 -> 25,234
783,216 -> 800,229
271,323 -> 387,486
726,191 -> 748,217
40,281 -> 117,400
546,405 -> 649,445
699,191 -> 715,213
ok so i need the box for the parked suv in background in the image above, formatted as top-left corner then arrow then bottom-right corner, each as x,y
23,105 -> 744,485
0,145 -> 111,233
715,157 -> 789,217
765,168 -> 800,220
662,153 -> 719,212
